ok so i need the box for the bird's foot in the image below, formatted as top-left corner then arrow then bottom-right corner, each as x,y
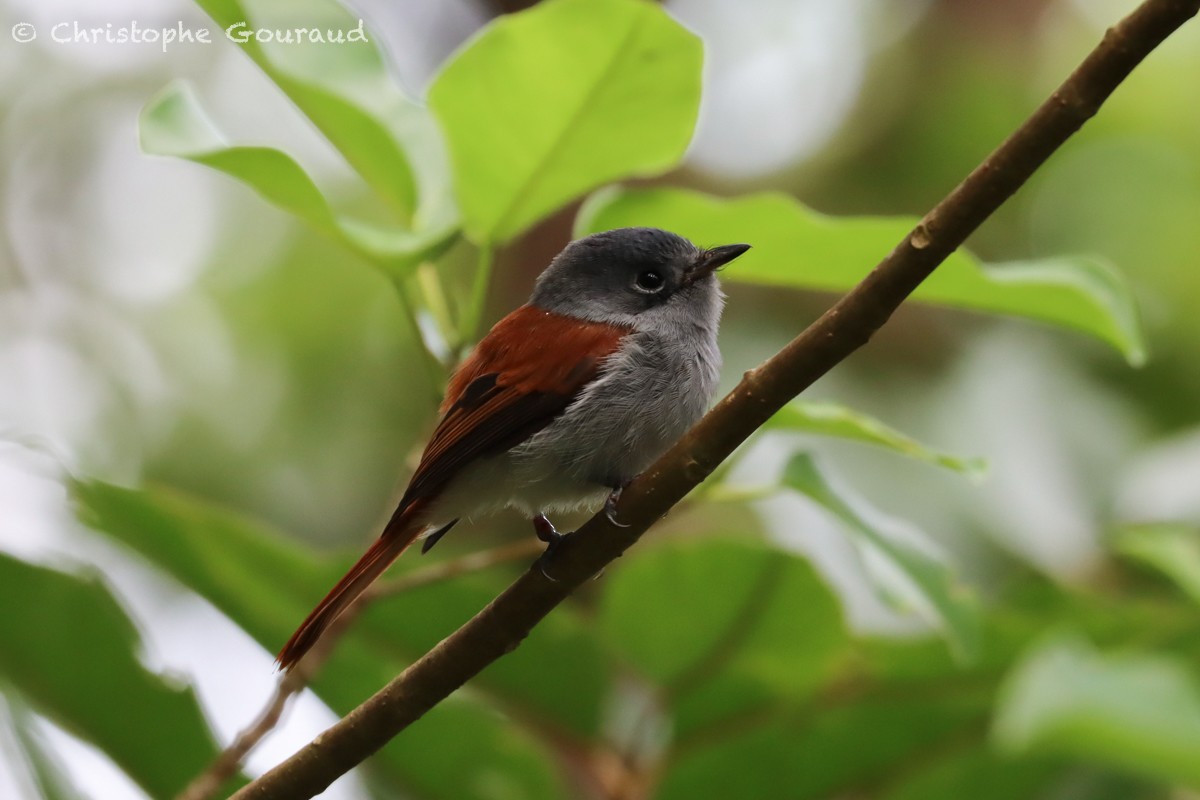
604,485 -> 631,528
532,513 -> 564,581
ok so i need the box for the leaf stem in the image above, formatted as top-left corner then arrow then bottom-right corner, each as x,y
416,262 -> 458,348
460,245 -> 495,349
390,275 -> 448,407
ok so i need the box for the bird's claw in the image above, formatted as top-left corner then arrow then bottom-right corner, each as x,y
533,514 -> 563,582
604,487 -> 631,528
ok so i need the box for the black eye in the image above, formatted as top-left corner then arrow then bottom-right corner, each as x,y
634,269 -> 665,293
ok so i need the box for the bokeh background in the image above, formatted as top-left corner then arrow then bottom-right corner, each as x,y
1,0 -> 1198,797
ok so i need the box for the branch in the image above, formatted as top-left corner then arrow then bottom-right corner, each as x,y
177,541 -> 542,800
232,2 -> 1199,796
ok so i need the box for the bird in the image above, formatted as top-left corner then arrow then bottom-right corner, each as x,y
276,227 -> 750,670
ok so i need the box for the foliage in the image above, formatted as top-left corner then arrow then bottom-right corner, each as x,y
2,0 -> 1197,797
0,553 -> 236,797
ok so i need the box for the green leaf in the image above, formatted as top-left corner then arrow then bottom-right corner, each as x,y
72,480 -> 591,798
782,454 -> 981,662
193,0 -> 424,220
0,552 -> 230,798
141,82 -> 336,231
1112,523 -> 1200,604
367,577 -> 611,739
994,635 -> 1200,788
0,699 -> 89,800
661,687 -> 990,800
361,696 -> 568,800
577,187 -> 1146,365
767,401 -> 986,478
428,0 -> 702,244
140,82 -> 457,276
880,747 -> 1060,800
598,538 -> 847,738
599,538 -> 845,686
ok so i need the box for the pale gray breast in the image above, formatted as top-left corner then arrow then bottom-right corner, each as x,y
518,321 -> 721,489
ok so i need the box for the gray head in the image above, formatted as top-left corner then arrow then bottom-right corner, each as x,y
529,227 -> 750,327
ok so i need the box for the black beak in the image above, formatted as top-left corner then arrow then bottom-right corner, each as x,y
689,243 -> 751,282
706,243 -> 751,269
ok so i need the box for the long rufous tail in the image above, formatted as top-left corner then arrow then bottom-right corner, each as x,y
277,513 -> 424,671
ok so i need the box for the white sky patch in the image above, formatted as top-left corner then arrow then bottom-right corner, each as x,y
1118,427 -> 1200,525
669,0 -> 866,178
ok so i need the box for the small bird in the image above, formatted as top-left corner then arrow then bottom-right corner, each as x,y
277,227 -> 749,669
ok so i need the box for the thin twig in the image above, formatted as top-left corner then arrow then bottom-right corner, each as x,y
175,627 -> 330,800
176,540 -> 541,800
230,2 -> 1200,797
367,538 -> 544,600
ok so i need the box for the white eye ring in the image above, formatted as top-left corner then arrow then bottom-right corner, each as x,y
634,269 -> 665,293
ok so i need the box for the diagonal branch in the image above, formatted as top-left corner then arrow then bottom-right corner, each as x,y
231,1 -> 1200,797
175,539 -> 545,800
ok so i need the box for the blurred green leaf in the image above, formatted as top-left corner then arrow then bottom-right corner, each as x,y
880,747 -> 1059,800
140,82 -> 457,276
361,696 -> 568,800
365,573 -> 611,739
72,480 -> 590,798
602,538 -> 782,684
1112,523 -> 1200,605
0,552 -> 229,798
0,700 -> 89,800
428,0 -> 702,244
994,635 -> 1200,787
767,401 -> 986,478
683,593 -> 1174,800
599,539 -> 847,737
577,187 -> 1146,365
782,454 -> 981,662
141,82 -> 336,230
192,0 -> 425,220
662,686 -> 990,800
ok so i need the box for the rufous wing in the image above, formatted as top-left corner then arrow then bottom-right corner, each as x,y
396,305 -> 631,512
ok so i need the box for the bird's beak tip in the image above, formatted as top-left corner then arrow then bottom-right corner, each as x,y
700,243 -> 752,273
